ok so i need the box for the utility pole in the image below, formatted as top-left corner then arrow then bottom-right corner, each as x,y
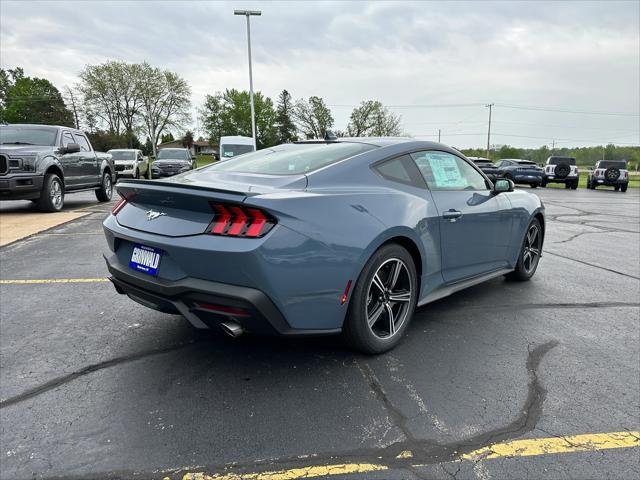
485,103 -> 494,159
235,9 -> 261,150
438,129 -> 441,142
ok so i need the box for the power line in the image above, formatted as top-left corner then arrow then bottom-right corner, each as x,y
494,103 -> 639,117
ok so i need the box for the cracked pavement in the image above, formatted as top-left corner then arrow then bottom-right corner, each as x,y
0,187 -> 639,479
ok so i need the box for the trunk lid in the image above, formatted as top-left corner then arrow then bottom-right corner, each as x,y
114,172 -> 306,237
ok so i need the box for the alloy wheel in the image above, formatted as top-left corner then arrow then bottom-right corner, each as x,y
522,224 -> 541,273
366,258 -> 413,339
104,175 -> 112,199
51,179 -> 63,209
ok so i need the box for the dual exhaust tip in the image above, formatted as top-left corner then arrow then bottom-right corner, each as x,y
220,321 -> 243,338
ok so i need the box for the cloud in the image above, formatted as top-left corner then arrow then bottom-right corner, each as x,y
1,0 -> 638,147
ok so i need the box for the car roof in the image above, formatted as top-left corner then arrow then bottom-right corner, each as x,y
108,148 -> 139,151
295,137 -> 417,147
501,158 -> 535,163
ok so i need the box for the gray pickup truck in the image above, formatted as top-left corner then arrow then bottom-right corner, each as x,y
0,124 -> 114,211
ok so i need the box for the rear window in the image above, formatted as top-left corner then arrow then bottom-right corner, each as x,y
208,142 -> 375,175
599,161 -> 626,169
221,144 -> 254,158
548,157 -> 576,165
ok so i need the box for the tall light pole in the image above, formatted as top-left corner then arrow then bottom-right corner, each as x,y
485,103 -> 494,159
234,9 -> 261,150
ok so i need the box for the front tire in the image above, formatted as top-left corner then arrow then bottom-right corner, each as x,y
506,218 -> 542,281
95,171 -> 113,202
342,244 -> 418,354
37,173 -> 64,212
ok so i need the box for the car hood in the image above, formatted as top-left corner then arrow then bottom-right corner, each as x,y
0,145 -> 56,156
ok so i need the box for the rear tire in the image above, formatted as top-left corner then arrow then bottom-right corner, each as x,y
614,185 -> 620,191
506,218 -> 542,282
530,183 -> 538,189
342,244 -> 418,354
571,180 -> 578,190
565,183 -> 571,189
95,171 -> 113,202
621,184 -> 628,192
37,173 -> 64,212
540,180 -> 547,188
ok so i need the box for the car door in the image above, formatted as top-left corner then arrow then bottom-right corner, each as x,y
410,150 -> 512,283
72,133 -> 99,186
59,131 -> 82,187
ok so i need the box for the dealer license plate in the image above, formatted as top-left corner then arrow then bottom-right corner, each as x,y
129,244 -> 162,276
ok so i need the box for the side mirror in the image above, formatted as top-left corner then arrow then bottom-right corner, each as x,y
493,178 -> 514,193
62,143 -> 80,154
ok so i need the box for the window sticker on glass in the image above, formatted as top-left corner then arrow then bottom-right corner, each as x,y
426,152 -> 467,189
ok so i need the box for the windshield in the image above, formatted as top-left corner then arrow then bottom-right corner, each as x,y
157,149 -> 190,160
108,150 -> 136,161
221,144 -> 254,158
208,142 -> 376,175
0,125 -> 58,146
548,157 -> 576,165
599,161 -> 626,169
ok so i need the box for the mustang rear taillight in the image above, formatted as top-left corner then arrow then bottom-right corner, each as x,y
112,192 -> 134,216
207,203 -> 275,238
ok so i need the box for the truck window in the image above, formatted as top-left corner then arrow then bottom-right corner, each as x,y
73,134 -> 91,152
62,132 -> 74,147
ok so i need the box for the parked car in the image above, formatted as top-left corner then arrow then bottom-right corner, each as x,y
494,159 -> 544,188
104,137 -> 545,354
469,157 -> 501,181
587,160 -> 629,192
151,148 -> 196,177
109,149 -> 149,179
0,124 -> 114,211
542,156 -> 579,189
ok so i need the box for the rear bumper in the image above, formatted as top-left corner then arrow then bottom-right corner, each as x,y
104,252 -> 341,336
512,174 -> 543,184
542,175 -> 578,184
591,177 -> 628,186
0,173 -> 44,200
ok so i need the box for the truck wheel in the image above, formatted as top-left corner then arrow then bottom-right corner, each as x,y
540,180 -> 547,188
37,173 -> 64,212
621,184 -> 628,192
95,172 -> 113,202
565,183 -> 571,189
342,244 -> 418,354
530,183 -> 538,188
614,185 -> 620,191
571,180 -> 578,190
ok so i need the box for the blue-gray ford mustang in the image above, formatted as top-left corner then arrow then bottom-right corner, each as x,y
103,138 -> 545,353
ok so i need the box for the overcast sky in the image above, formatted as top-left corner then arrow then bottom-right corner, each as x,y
1,0 -> 638,148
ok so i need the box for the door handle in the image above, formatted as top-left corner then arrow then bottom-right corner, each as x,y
442,209 -> 463,221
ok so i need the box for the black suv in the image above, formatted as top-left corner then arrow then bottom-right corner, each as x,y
587,160 -> 629,192
0,124 -> 114,211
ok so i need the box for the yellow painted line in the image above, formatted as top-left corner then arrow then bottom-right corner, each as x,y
0,278 -> 109,284
181,463 -> 387,480
462,431 -> 640,460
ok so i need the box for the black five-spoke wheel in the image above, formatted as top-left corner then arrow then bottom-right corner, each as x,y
366,258 -> 413,339
343,244 -> 418,354
507,218 -> 542,281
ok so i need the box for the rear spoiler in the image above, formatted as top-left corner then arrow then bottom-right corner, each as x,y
115,178 -> 258,199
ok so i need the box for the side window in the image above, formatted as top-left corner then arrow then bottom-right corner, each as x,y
373,155 -> 426,188
73,133 -> 91,152
61,132 -> 74,147
411,151 -> 488,191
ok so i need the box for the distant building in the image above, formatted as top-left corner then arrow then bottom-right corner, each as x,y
157,140 -> 218,156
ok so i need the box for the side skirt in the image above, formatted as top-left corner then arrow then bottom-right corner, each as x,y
418,268 -> 513,307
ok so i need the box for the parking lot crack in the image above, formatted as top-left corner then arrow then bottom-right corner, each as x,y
0,341 -> 195,409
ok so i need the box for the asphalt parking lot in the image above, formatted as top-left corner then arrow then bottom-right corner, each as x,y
0,186 -> 638,480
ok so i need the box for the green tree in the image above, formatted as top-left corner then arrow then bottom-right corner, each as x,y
292,96 -> 334,139
199,89 -> 277,149
0,69 -> 74,126
182,130 -> 194,149
137,62 -> 191,157
497,145 -> 522,159
275,89 -> 297,143
142,137 -> 154,156
161,132 -> 175,143
347,100 -> 402,137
